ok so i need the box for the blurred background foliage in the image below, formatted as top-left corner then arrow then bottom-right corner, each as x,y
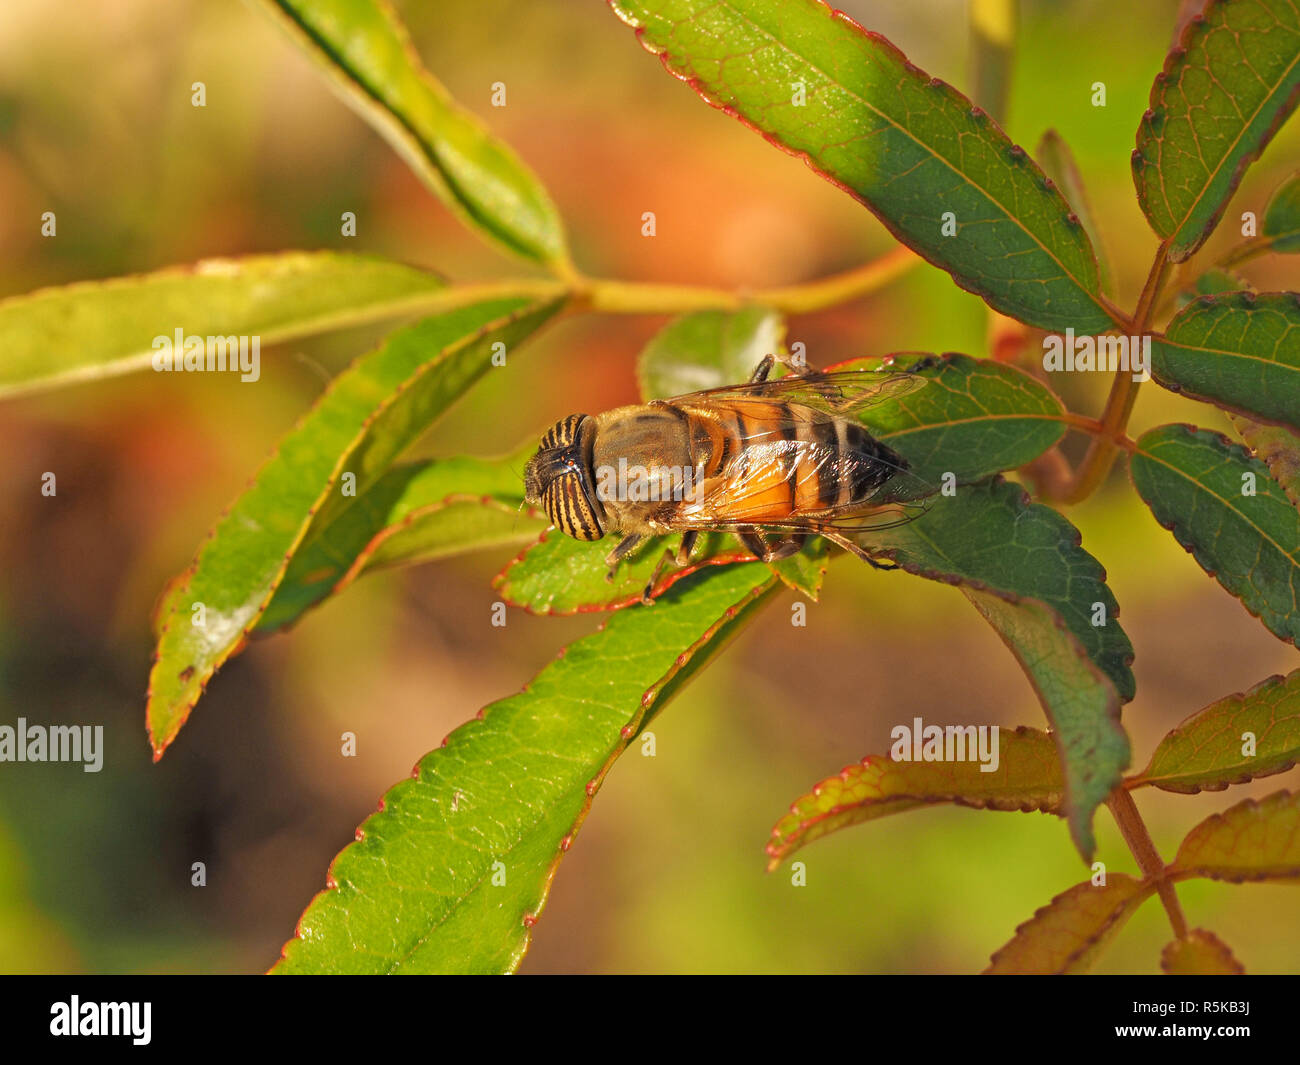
0,0 -> 1297,974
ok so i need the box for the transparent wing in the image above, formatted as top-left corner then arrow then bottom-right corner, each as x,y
663,408 -> 936,534
669,367 -> 927,419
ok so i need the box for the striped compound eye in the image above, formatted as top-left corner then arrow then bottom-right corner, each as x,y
541,470 -> 603,541
522,415 -> 605,541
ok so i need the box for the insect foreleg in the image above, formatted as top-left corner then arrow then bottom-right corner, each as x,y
604,533 -> 644,581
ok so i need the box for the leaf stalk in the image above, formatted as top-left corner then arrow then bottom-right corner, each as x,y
1106,787 -> 1188,939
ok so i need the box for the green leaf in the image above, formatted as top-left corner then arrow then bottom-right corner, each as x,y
495,527 -> 827,613
1174,267 -> 1252,310
864,478 -> 1136,702
839,353 -> 1068,487
0,252 -> 448,399
1170,789 -> 1300,882
495,530 -> 740,614
256,0 -> 570,269
609,0 -> 1114,333
1161,929 -> 1245,975
1232,414 -> 1300,507
1133,0 -> 1300,262
147,296 -> 564,757
1264,170 -> 1300,252
860,479 -> 1134,857
985,874 -> 1155,974
273,562 -> 781,974
1131,668 -> 1300,794
1035,129 -> 1113,295
1193,269 -> 1252,296
1130,423 -> 1300,648
765,727 -> 1063,869
1152,293 -> 1300,430
257,446 -> 549,634
637,306 -> 785,400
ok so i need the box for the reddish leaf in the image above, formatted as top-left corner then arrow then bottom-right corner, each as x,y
985,874 -> 1155,974
765,727 -> 1063,869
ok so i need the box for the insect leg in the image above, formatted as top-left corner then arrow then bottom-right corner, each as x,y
749,351 -> 817,383
604,533 -> 643,581
737,529 -> 806,562
763,533 -> 807,561
640,548 -> 678,606
675,530 -> 699,566
896,354 -> 942,375
735,528 -> 769,560
747,355 -> 776,384
819,529 -> 899,571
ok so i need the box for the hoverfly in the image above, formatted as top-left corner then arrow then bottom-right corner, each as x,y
523,354 -> 937,600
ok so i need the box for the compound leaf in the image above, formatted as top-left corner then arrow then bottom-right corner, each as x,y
0,252 -> 447,399
1170,789 -> 1300,882
256,0 -> 570,268
985,874 -> 1155,974
1152,293 -> 1300,430
273,562 -> 781,974
1131,423 -> 1300,647
765,726 -> 1063,869
608,0 -> 1114,332
1131,668 -> 1300,793
1133,0 -> 1300,262
147,296 -> 564,757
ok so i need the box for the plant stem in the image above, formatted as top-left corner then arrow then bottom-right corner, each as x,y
1106,788 -> 1188,939
970,0 -> 1019,126
1056,242 -> 1171,503
576,246 -> 918,315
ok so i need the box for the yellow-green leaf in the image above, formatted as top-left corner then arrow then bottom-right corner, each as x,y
1170,789 -> 1300,882
256,0 -> 570,269
1131,668 -> 1300,793
985,874 -> 1155,974
1161,929 -> 1245,974
0,252 -> 447,399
